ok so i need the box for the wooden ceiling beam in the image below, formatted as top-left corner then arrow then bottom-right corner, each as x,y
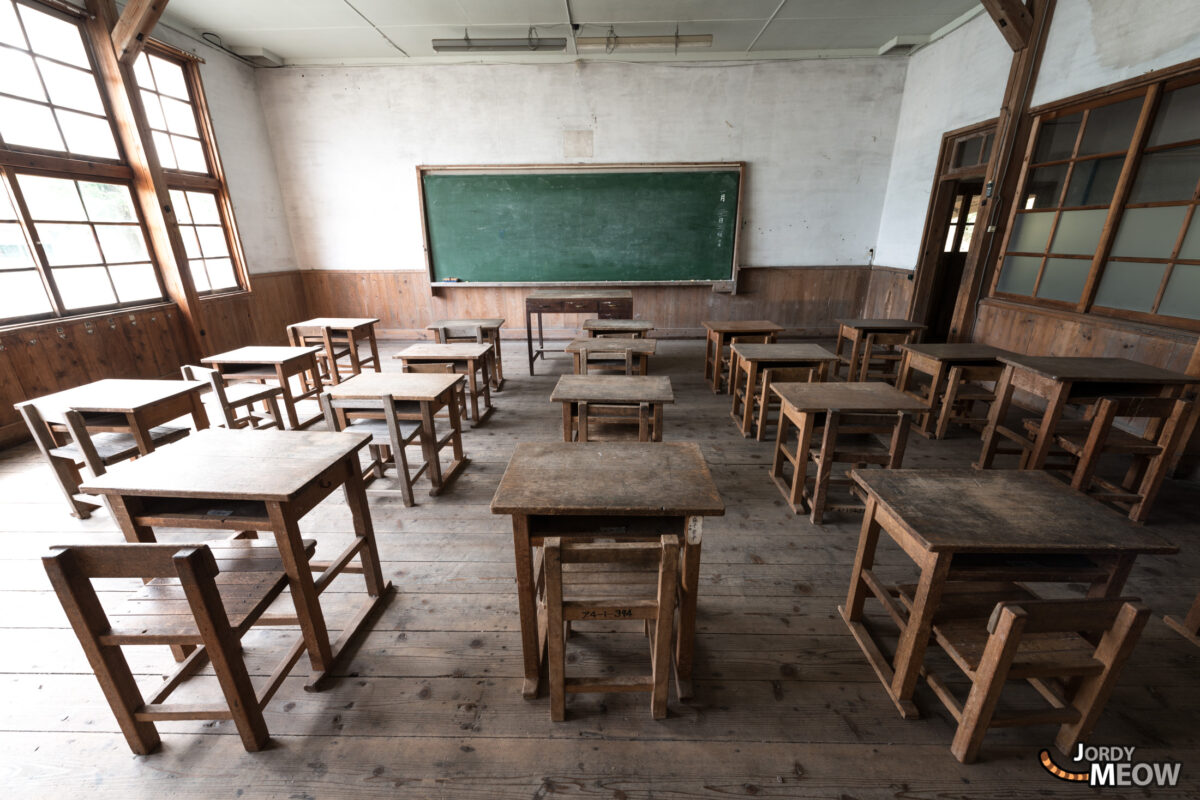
112,0 -> 170,65
980,0 -> 1034,50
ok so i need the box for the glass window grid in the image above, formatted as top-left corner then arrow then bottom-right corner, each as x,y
133,50 -> 211,175
170,188 -> 238,295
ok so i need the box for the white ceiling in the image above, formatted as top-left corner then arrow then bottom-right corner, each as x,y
155,0 -> 985,65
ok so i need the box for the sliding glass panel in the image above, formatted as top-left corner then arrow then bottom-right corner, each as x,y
1179,214 -> 1200,260
1079,96 -> 1142,155
996,256 -> 1042,295
1157,264 -> 1200,319
1063,156 -> 1124,206
1033,112 -> 1082,162
1049,209 -> 1108,255
1094,261 -> 1167,312
1036,257 -> 1091,303
1110,206 -> 1189,259
1148,83 -> 1200,147
1129,145 -> 1200,203
1023,164 -> 1069,208
1008,211 -> 1054,252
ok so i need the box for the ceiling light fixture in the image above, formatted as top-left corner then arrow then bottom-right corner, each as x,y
432,26 -> 567,52
576,24 -> 712,53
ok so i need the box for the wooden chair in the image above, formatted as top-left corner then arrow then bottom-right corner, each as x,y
319,391 -> 424,506
754,366 -> 817,442
287,324 -> 355,385
401,361 -> 469,422
919,596 -> 1148,763
577,345 -> 635,375
855,331 -> 914,383
575,400 -> 654,442
544,535 -> 679,721
181,365 -> 283,430
805,410 -> 911,524
43,539 -> 316,754
17,400 -> 190,519
932,364 -> 1004,439
723,333 -> 775,393
1165,590 -> 1200,647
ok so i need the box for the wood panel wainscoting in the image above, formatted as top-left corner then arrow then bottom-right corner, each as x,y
300,266 -> 877,340
862,266 -> 915,320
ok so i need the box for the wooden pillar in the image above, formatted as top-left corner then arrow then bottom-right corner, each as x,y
947,0 -> 1056,342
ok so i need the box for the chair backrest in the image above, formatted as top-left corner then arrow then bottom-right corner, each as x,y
15,400 -> 63,457
579,346 -> 634,375
951,364 -> 1004,384
730,334 -> 773,346
1083,396 -> 1193,452
987,597 -> 1144,637
762,366 -> 816,386
436,325 -> 484,343
403,361 -> 457,374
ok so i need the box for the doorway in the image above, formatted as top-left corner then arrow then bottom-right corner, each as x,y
927,181 -> 982,342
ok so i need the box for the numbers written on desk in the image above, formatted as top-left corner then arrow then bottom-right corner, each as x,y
581,608 -> 634,620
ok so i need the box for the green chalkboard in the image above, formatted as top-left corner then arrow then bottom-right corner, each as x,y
420,166 -> 741,284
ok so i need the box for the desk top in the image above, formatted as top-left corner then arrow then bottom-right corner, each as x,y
288,317 -> 379,330
203,346 -> 322,365
582,318 -> 655,331
329,371 -> 462,402
565,338 -> 657,355
428,318 -> 505,330
998,355 -> 1199,384
21,378 -> 204,419
492,442 -> 724,517
81,429 -> 371,502
772,381 -> 928,413
836,318 -> 926,332
899,343 -> 1010,363
396,343 -> 492,359
527,289 -> 633,300
550,375 -> 674,404
702,320 -> 784,334
851,469 -> 1178,556
731,343 -> 839,363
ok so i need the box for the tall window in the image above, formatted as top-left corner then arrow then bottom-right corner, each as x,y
992,75 -> 1200,328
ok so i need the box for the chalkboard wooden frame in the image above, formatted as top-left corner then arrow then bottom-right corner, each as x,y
417,162 -> 745,292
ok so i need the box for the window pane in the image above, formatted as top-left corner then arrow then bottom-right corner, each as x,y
140,89 -> 165,129
997,255 -> 1042,295
1180,214 -> 1200,260
0,222 -> 34,268
0,187 -> 15,220
36,58 -> 103,114
206,258 -> 236,290
1110,206 -> 1189,259
1158,264 -> 1200,319
1129,145 -> 1200,203
196,225 -> 228,257
0,270 -> 52,318
954,136 -> 981,169
132,54 -> 155,90
109,263 -> 160,302
1063,156 -> 1124,206
0,0 -> 26,48
0,48 -> 46,101
0,95 -> 65,151
1036,257 -> 1091,303
160,96 -> 197,136
53,266 -> 115,309
186,191 -> 220,224
1094,261 -> 1167,312
95,225 -> 148,262
79,181 -> 136,222
1079,96 -> 1142,155
17,5 -> 88,68
1022,164 -> 1068,208
179,225 -> 201,258
17,174 -> 85,220
171,135 -> 207,172
151,129 -> 176,168
1033,112 -> 1081,162
149,55 -> 188,99
38,222 -> 100,265
1009,211 -> 1054,252
56,109 -> 118,159
1149,83 -> 1200,147
169,189 -> 191,222
1049,209 -> 1109,255
188,259 -> 210,291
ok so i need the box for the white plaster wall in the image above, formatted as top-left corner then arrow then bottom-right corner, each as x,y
254,59 -> 905,271
153,27 -> 298,274
872,14 -> 1012,270
1032,0 -> 1200,107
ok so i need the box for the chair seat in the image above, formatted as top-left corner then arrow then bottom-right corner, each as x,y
344,418 -> 421,442
50,425 -> 189,465
1022,418 -> 1161,455
814,433 -> 891,462
932,618 -> 1104,680
222,383 -> 284,405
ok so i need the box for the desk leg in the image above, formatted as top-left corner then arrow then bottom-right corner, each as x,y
466,361 -> 482,425
1089,553 -> 1135,599
674,516 -> 703,701
841,498 -> 881,623
846,331 -> 864,384
526,307 -> 535,375
490,332 -> 504,390
476,358 -> 493,421
889,551 -> 952,717
1023,382 -> 1070,470
976,365 -> 1015,469
834,326 -> 847,380
267,502 -> 334,680
343,457 -> 388,596
127,412 -> 156,456
421,401 -> 444,493
274,364 -> 300,429
653,401 -> 664,442
561,402 -> 574,442
367,328 -> 381,373
741,361 -> 759,436
189,391 -> 210,431
347,331 -> 363,377
787,411 -> 815,514
512,515 -> 542,698
704,331 -> 715,387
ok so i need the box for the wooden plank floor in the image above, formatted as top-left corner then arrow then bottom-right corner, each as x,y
2,339 -> 1198,798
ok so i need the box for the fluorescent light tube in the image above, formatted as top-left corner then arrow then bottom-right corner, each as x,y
575,34 -> 713,52
432,37 -> 568,52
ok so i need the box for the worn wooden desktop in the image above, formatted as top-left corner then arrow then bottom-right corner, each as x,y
565,337 -> 657,375
841,469 -> 1177,719
728,343 -> 839,438
491,442 -> 724,700
80,428 -> 393,691
286,317 -> 381,385
976,355 -> 1200,470
326,371 -> 468,495
834,319 -> 924,382
26,378 -> 209,447
395,342 -> 494,425
202,345 -> 324,430
701,320 -> 784,393
896,343 -> 1008,439
550,375 -> 674,442
770,382 -> 926,521
525,290 -> 633,374
428,318 -> 505,390
582,318 -> 655,338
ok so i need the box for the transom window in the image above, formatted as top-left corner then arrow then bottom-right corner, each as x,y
133,52 -> 208,173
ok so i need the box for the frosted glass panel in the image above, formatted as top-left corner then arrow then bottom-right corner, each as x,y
1009,212 -> 1054,253
1149,84 -> 1200,147
1129,145 -> 1200,203
997,256 -> 1041,295
1079,96 -> 1142,155
53,266 -> 116,309
1049,209 -> 1108,255
1094,261 -> 1167,312
1036,258 -> 1091,303
1180,215 -> 1200,260
1033,113 -> 1081,162
1063,156 -> 1123,206
1023,164 -> 1068,208
1158,264 -> 1200,320
1110,206 -> 1188,259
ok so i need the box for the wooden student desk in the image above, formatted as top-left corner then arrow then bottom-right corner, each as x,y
326,371 -> 468,495
202,345 -> 325,430
428,318 -> 505,390
80,428 -> 393,692
834,319 -> 924,382
976,355 -> 1200,470
27,378 -> 209,447
727,342 -> 839,439
565,337 -> 657,375
701,320 -> 784,393
582,318 -> 655,338
550,375 -> 674,442
896,343 -> 1009,439
491,442 -> 724,700
525,289 -> 633,374
395,342 -> 494,426
286,317 -> 381,385
841,469 -> 1177,719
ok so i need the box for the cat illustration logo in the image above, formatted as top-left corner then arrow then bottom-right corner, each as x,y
1039,750 -> 1088,782
1040,746 -> 1182,787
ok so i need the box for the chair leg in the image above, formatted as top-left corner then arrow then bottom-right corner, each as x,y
545,539 -> 566,722
394,439 -> 416,508
950,611 -> 1025,764
650,537 -> 678,720
52,456 -> 99,519
808,413 -> 839,525
264,396 -> 284,430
